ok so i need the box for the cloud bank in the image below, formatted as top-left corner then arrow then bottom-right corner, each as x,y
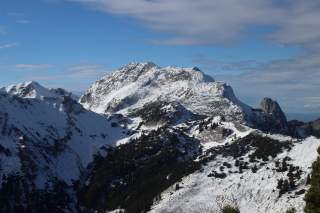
68,0 -> 320,47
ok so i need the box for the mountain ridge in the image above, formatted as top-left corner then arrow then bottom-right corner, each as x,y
0,62 -> 319,213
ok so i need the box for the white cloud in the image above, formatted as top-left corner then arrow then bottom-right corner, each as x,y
15,64 -> 54,70
7,12 -> 25,17
214,53 -> 320,113
0,43 -> 18,49
304,97 -> 320,110
65,64 -> 108,78
16,20 -> 31,24
193,56 -> 266,74
69,0 -> 273,44
29,64 -> 108,81
7,12 -> 31,25
25,64 -> 109,91
68,0 -> 320,47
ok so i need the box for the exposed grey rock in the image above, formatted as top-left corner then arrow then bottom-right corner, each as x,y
249,98 -> 289,134
260,97 -> 287,124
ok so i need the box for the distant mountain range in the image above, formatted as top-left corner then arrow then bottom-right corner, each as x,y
0,62 -> 319,213
286,113 -> 320,122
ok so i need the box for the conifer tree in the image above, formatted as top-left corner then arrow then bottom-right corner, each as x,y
305,147 -> 320,212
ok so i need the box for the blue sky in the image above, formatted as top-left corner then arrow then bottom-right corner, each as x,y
1,0 -> 320,115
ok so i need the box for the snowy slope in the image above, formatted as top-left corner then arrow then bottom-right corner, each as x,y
76,62 -> 320,213
149,136 -> 320,213
2,81 -> 78,100
0,83 -> 128,188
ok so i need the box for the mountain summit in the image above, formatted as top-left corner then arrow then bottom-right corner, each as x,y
79,62 -> 294,134
1,81 -> 77,101
80,62 -> 252,123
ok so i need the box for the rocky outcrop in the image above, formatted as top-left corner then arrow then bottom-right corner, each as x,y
250,98 -> 289,134
260,98 -> 287,125
260,97 -> 288,130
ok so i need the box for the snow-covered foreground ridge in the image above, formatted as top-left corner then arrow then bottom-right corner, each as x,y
0,81 -> 131,212
0,62 -> 319,213
150,136 -> 320,213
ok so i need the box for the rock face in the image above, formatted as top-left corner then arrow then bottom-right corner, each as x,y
259,97 -> 289,132
260,98 -> 287,124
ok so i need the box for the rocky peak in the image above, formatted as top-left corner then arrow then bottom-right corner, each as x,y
4,81 -> 45,98
260,97 -> 287,122
79,62 -> 250,122
254,97 -> 288,133
51,88 -> 77,99
110,61 -> 158,82
158,65 -> 214,83
3,81 -> 76,101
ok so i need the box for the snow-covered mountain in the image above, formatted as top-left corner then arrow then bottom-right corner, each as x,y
79,62 -> 292,135
0,62 -> 319,213
0,83 -> 130,212
1,81 -> 78,100
79,62 -> 253,123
